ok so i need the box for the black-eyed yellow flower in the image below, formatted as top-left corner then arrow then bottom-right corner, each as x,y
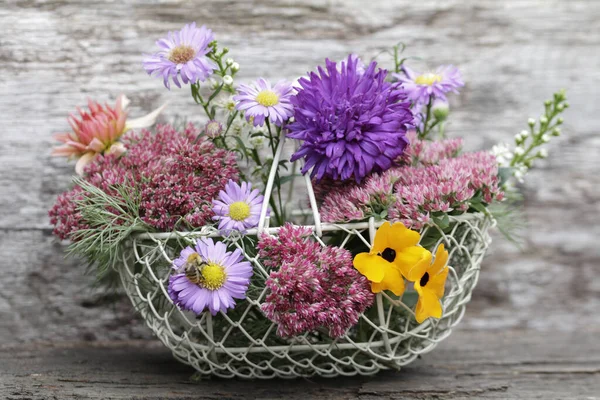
404,244 -> 449,323
353,222 -> 431,296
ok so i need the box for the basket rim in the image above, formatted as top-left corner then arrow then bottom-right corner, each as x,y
133,212 -> 491,241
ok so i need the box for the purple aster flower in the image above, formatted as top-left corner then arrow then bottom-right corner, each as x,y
233,78 -> 294,127
288,55 -> 413,182
393,65 -> 464,107
168,238 -> 253,316
143,22 -> 217,89
212,180 -> 265,231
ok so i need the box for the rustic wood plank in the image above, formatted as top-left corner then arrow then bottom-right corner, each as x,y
1,329 -> 598,399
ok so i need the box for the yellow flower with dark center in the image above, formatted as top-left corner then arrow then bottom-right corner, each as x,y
353,222 -> 431,296
406,244 -> 449,323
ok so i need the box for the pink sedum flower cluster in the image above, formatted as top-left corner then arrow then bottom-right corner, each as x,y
400,130 -> 464,166
320,149 -> 503,230
49,124 -> 239,238
258,224 -> 374,338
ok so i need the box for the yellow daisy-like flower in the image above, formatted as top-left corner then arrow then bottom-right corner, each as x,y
406,244 -> 450,323
353,222 -> 431,296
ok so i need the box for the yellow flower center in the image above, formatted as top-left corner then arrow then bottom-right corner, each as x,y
168,45 -> 196,64
201,263 -> 227,290
229,201 -> 251,221
255,90 -> 279,107
415,73 -> 442,86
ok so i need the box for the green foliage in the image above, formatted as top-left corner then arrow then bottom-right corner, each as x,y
67,178 -> 152,281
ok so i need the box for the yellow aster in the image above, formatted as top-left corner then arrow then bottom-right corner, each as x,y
412,244 -> 450,323
353,222 -> 432,296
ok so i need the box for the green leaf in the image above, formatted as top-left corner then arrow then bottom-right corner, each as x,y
208,84 -> 224,102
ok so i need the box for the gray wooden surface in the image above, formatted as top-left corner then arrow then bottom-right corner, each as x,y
1,0 -> 599,398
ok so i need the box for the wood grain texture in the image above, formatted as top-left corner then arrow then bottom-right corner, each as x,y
0,0 -> 599,397
1,330 -> 599,399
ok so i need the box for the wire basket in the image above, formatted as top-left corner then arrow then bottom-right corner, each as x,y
117,134 -> 495,378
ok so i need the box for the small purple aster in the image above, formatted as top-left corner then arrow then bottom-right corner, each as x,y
143,22 -> 217,89
288,55 -> 413,182
233,78 -> 294,127
168,238 -> 253,316
393,65 -> 464,107
212,180 -> 265,231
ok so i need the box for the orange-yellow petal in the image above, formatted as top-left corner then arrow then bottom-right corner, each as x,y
429,244 -> 449,276
429,266 -> 449,299
372,221 -> 393,253
372,222 -> 421,255
415,288 -> 443,323
396,246 -> 432,281
377,263 -> 406,296
353,253 -> 386,283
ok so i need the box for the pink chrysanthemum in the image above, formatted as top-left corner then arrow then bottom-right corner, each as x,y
168,238 -> 253,315
212,180 -> 265,232
233,78 -> 294,127
143,22 -> 217,89
258,224 -> 374,338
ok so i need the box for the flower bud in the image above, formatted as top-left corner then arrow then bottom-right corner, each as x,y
231,62 -> 240,72
514,147 -> 525,156
225,58 -> 234,66
432,99 -> 449,121
528,118 -> 536,127
552,128 -> 561,136
556,117 -> 564,125
538,149 -> 548,158
520,130 -> 529,138
204,120 -> 223,139
540,116 -> 548,125
541,134 -> 550,143
223,75 -> 233,85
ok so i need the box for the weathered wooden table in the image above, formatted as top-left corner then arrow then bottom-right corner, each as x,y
1,0 -> 599,398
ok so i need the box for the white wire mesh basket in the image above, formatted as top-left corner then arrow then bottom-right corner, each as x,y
117,134 -> 495,379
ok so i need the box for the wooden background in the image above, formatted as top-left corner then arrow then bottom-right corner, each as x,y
1,0 -> 599,398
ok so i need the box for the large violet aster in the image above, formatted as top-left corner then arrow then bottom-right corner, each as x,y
393,65 -> 464,107
143,22 -> 217,89
212,180 -> 265,231
168,238 -> 253,316
288,55 -> 413,182
233,78 -> 294,127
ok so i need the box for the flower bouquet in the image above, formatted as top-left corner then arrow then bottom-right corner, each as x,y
50,23 -> 568,379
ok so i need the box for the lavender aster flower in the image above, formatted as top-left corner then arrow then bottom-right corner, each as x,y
233,79 -> 294,127
393,65 -> 464,107
288,55 -> 413,182
168,238 -> 253,316
143,22 -> 217,89
212,180 -> 265,231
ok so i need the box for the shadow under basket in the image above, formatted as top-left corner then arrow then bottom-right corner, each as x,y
118,213 -> 494,379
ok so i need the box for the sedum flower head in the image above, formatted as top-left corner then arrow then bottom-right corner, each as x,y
258,224 -> 374,338
288,55 -> 413,182
49,124 -> 240,239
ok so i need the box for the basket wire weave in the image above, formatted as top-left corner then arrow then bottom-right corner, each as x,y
118,134 -> 495,378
